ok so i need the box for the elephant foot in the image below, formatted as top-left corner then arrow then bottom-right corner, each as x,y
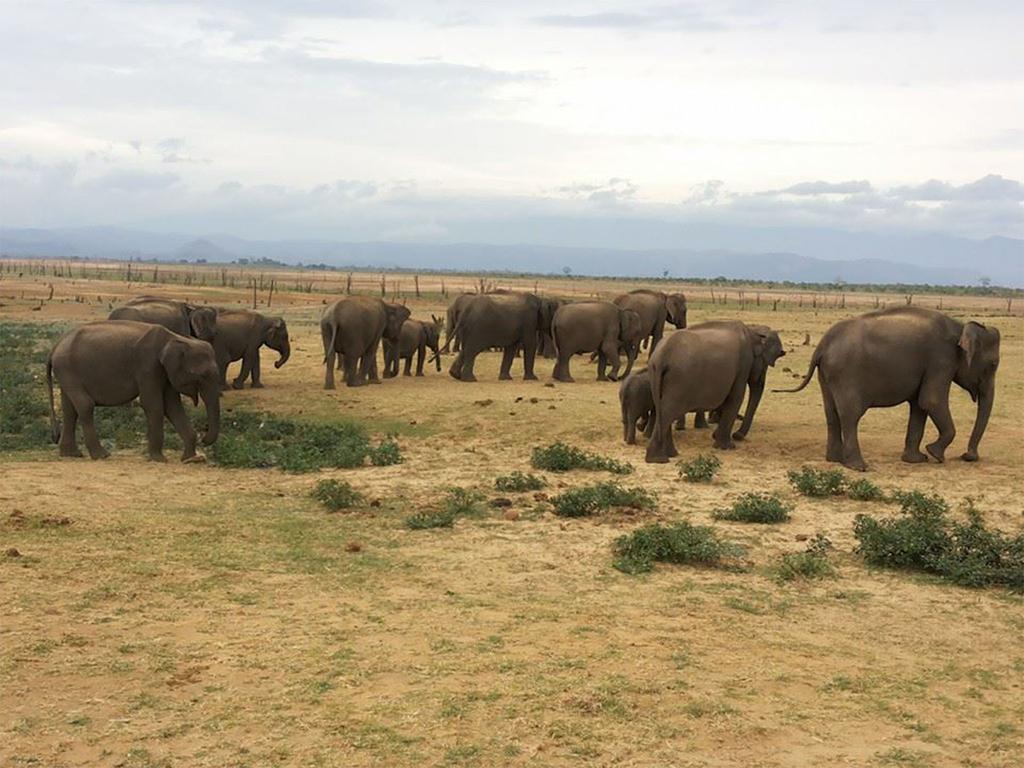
182,452 -> 207,464
459,374 -> 477,382
346,380 -> 366,388
843,457 -> 868,472
498,373 -> 513,381
645,452 -> 670,464
523,373 -> 538,381
88,447 -> 111,460
901,450 -> 929,464
960,450 -> 979,462
714,441 -> 735,451
231,380 -> 245,390
59,446 -> 83,458
825,447 -> 844,463
731,431 -> 747,442
925,442 -> 946,463
251,382 -> 264,389
147,452 -> 168,463
324,383 -> 336,391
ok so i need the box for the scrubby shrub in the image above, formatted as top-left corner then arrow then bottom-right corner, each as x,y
551,482 -> 656,518
854,497 -> 1023,590
494,472 -> 546,492
405,487 -> 486,530
713,493 -> 791,523
612,521 -> 745,574
531,442 -> 633,475
678,453 -> 722,483
776,534 -> 836,581
368,435 -> 403,466
311,479 -> 364,512
846,478 -> 885,502
787,466 -> 846,497
405,508 -> 457,530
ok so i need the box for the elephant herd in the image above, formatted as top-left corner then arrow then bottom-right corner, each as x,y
44,288 -> 1001,473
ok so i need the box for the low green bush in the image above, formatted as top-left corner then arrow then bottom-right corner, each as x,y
776,534 -> 836,581
612,521 -> 745,574
713,493 -> 791,523
405,487 -> 486,530
846,478 -> 885,502
494,471 -> 547,492
787,466 -> 846,497
551,482 -> 656,518
368,435 -> 403,466
311,479 -> 364,512
405,509 -> 457,530
531,442 -> 633,475
678,453 -> 722,483
854,497 -> 1023,591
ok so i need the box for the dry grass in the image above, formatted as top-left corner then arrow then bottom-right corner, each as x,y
1,266 -> 1023,767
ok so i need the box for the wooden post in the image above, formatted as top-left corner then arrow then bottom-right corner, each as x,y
346,273 -> 352,294
380,274 -> 386,296
414,274 -> 420,298
252,279 -> 257,309
267,279 -> 275,308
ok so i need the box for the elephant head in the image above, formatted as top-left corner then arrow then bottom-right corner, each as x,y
264,317 -> 290,369
666,293 -> 688,329
159,337 -> 221,446
185,305 -> 218,343
384,303 -> 412,341
955,321 -> 1000,461
619,309 -> 643,351
749,325 -> 785,368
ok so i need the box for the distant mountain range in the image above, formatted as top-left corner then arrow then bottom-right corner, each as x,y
1,226 -> 1021,287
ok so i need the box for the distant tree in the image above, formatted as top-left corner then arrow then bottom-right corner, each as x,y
563,266 -> 572,276
979,276 -> 992,288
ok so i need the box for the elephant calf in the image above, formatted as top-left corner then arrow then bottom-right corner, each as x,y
551,301 -> 643,382
213,308 -> 290,389
619,367 -> 655,444
47,320 -> 221,462
384,317 -> 443,377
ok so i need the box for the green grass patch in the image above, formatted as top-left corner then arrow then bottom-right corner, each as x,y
551,482 -> 656,518
612,521 -> 745,574
678,453 -> 722,483
847,478 -> 885,501
775,534 -> 836,581
494,471 -> 546,492
531,441 -> 633,475
787,466 -> 847,497
310,479 -> 364,512
405,487 -> 486,530
713,493 -> 791,523
0,322 -> 66,450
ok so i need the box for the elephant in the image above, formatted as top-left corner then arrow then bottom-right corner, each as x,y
384,316 -> 443,377
775,307 -> 1000,471
109,296 -> 218,343
645,321 -> 776,463
551,301 -> 643,382
212,308 -> 290,389
320,297 -> 411,388
46,320 -> 220,462
613,289 -> 688,356
444,292 -> 558,381
619,367 -> 655,445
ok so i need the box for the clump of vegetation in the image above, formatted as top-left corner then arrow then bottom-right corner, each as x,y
311,479 -> 364,512
0,323 -> 67,450
368,435 -> 403,466
494,471 -> 547,492
550,482 -> 656,518
787,466 -> 847,497
405,487 -> 485,530
846,478 -> 885,502
678,453 -> 722,483
854,497 -> 1023,591
612,521 -> 745,574
776,534 -> 836,581
713,493 -> 791,523
531,442 -> 633,475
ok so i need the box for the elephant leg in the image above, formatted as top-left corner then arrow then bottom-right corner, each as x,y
553,350 -> 574,383
733,379 -> 764,441
600,340 -> 620,381
216,348 -> 232,391
697,410 -> 711,428
249,349 -> 263,388
58,391 -> 83,457
675,414 -> 686,430
164,387 -> 198,461
343,349 -> 362,388
414,343 -> 424,376
923,394 -> 956,463
713,380 -> 746,451
596,352 -> 608,381
140,386 -> 166,462
522,341 -> 538,381
901,401 -> 929,463
74,397 -> 108,460
365,343 -> 382,384
448,351 -> 464,380
834,394 -> 867,471
646,404 -> 679,463
499,347 -> 516,380
820,380 -> 844,463
233,353 -> 252,390
453,349 -> 479,382
324,347 -> 337,390
643,410 -> 655,439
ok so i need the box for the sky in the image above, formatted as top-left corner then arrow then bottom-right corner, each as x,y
1,0 -> 1022,243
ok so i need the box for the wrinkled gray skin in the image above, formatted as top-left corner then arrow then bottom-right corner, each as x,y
321,297 -> 411,388
384,316 -> 443,377
646,321 -> 772,462
776,307 -> 999,471
213,308 -> 290,390
109,296 -> 218,343
619,367 -> 655,444
613,289 -> 688,356
444,292 -> 558,381
551,302 -> 643,382
47,320 -> 220,462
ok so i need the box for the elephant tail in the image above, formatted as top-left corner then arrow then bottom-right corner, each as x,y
46,354 -> 60,444
773,352 -> 819,393
323,320 -> 340,365
438,314 -> 463,356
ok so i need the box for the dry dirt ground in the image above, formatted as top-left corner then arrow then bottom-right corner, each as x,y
1,269 -> 1022,768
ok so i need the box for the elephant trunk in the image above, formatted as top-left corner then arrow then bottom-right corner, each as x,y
200,380 -> 221,445
963,378 -> 994,461
274,338 -> 290,369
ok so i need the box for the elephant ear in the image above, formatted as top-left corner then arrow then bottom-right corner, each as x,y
750,327 -> 770,360
958,322 -> 986,368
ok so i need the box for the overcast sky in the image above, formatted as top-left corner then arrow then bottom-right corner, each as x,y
1,0 -> 1022,242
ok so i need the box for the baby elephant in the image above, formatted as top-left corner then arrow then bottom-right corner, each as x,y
619,367 -> 655,444
47,320 -> 221,462
384,317 -> 443,377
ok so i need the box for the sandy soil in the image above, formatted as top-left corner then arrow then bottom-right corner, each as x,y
1,268 -> 1022,768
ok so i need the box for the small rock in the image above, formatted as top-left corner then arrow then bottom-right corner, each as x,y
509,411 -> 516,416
370,499 -> 382,508
515,396 -> 524,403
795,534 -> 809,542
599,400 -> 606,404
490,497 -> 513,508
474,399 -> 493,407
5,547 -> 21,558
503,509 -> 520,521
529,397 -> 539,404
782,367 -> 792,373
409,420 -> 417,425
544,383 -> 555,388
548,405 -> 556,410
345,541 -> 363,553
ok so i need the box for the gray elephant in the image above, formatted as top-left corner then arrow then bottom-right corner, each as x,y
444,292 -> 558,381
212,308 -> 290,389
776,307 -> 1000,471
384,316 -> 443,377
645,321 -> 774,462
619,367 -> 655,444
46,320 -> 220,462
551,301 -> 643,382
444,293 -> 478,353
320,297 -> 411,388
613,289 -> 687,356
109,296 -> 218,343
